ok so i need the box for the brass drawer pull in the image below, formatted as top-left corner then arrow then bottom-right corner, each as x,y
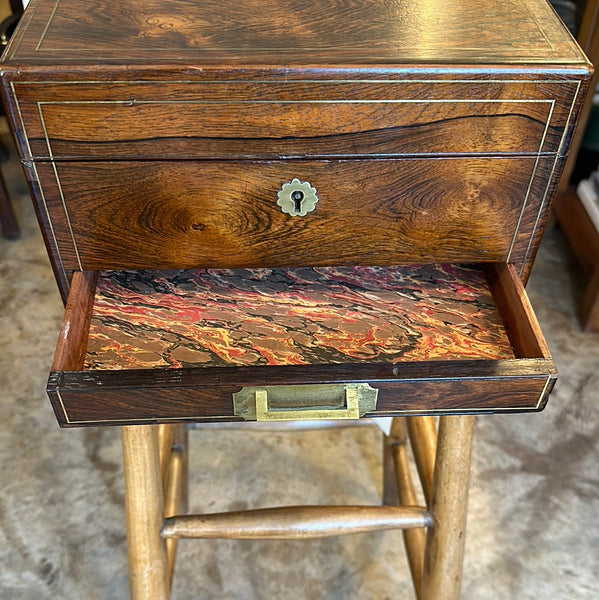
233,383 -> 378,421
277,178 -> 319,216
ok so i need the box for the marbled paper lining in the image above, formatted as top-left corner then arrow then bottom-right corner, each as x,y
83,265 -> 514,370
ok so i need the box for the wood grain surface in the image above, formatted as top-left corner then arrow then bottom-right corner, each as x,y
33,157 -> 555,272
485,263 -> 551,359
10,79 -> 579,160
3,0 -> 585,65
48,359 -> 556,427
50,270 -> 97,371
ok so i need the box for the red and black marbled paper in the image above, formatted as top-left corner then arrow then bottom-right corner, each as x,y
83,265 -> 514,370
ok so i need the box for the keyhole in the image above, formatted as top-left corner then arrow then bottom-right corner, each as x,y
291,190 -> 304,214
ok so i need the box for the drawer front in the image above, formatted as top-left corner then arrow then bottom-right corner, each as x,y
10,79 -> 580,160
34,157 -> 556,272
49,365 -> 556,427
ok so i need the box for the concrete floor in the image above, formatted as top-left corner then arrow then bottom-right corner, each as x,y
1,125 -> 598,598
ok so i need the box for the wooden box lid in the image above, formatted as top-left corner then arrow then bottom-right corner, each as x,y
2,0 -> 589,69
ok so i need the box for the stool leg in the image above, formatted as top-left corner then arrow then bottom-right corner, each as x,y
386,418 -> 426,600
407,416 -> 437,505
122,425 -> 170,600
421,416 -> 475,600
164,424 -> 189,586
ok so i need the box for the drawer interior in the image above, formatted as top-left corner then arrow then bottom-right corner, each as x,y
49,262 -> 556,426
84,264 -> 515,370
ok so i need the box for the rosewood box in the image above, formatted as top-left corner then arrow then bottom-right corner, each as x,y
0,0 -> 591,426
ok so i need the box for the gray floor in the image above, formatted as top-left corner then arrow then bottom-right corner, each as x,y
1,128 -> 598,598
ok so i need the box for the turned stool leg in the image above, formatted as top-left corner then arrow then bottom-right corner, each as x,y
422,415 -> 475,600
384,418 -> 427,599
122,425 -> 170,600
407,417 -> 437,505
163,424 -> 189,586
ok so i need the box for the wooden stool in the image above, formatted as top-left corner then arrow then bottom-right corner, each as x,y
0,0 -> 590,598
122,417 -> 473,600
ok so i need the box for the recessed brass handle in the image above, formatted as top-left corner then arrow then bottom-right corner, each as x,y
233,383 -> 378,421
277,178 -> 319,217
255,388 -> 359,421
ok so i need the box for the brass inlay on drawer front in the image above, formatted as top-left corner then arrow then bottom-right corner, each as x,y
233,383 -> 378,421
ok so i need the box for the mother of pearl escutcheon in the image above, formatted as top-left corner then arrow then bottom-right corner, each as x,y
277,178 -> 319,217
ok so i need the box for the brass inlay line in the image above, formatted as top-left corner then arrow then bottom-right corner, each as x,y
60,404 -> 548,425
60,407 -> 241,426
37,97 -> 554,160
518,154 -> 561,276
537,100 -> 556,156
536,374 -> 554,409
3,0 -> 38,59
15,79 -> 584,85
37,104 -> 83,271
55,389 -> 70,423
558,80 -> 583,156
38,99 -> 554,104
10,82 -> 33,161
35,0 -> 61,52
31,162 -> 69,281
37,98 -> 553,160
506,99 -> 555,263
519,0 -> 557,51
33,48 -> 572,57
36,102 -> 54,160
50,161 -> 83,271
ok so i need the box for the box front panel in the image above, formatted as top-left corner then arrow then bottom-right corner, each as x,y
9,79 -> 581,160
33,157 -> 556,272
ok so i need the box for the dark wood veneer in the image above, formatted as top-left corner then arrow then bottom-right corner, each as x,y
4,0 -> 584,65
48,361 -> 556,427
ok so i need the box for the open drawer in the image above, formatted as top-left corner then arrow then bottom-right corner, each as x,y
48,263 -> 556,427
